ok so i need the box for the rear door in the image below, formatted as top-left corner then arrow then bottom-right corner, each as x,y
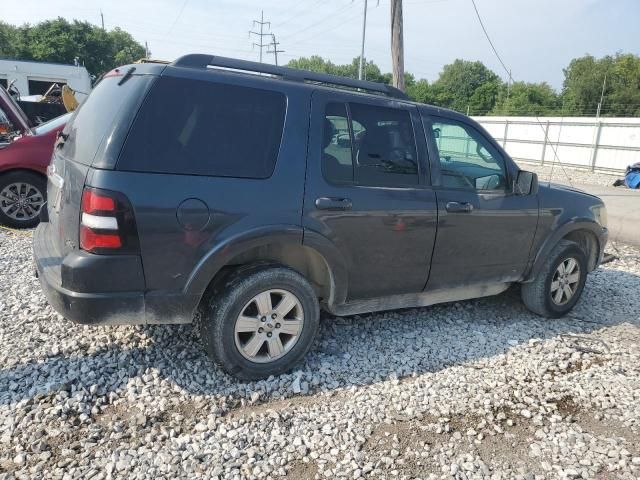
422,112 -> 539,290
303,90 -> 438,301
47,73 -> 155,257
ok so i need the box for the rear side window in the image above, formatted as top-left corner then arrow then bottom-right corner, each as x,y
118,76 -> 287,178
322,101 -> 419,187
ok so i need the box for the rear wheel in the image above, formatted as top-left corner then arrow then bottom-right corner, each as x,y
521,240 -> 588,318
200,265 -> 320,380
0,171 -> 46,229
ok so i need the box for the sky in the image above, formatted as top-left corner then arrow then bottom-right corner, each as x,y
2,0 -> 638,89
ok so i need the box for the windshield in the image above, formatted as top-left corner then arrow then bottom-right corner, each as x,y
33,112 -> 72,135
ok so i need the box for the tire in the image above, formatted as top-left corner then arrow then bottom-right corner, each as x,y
200,265 -> 320,381
0,171 -> 46,229
521,240 -> 588,318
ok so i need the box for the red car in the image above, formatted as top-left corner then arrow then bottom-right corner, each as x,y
0,87 -> 70,228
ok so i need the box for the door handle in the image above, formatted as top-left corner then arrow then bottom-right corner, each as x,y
446,201 -> 473,213
315,197 -> 353,211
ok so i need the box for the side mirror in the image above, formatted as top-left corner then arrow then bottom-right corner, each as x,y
515,170 -> 538,195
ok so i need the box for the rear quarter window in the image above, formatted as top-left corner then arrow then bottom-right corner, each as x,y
117,76 -> 287,179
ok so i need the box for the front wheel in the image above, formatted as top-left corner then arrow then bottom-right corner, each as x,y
521,240 -> 588,318
200,265 -> 320,380
0,171 -> 46,229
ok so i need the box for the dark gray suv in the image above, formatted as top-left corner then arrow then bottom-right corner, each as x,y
34,55 -> 608,380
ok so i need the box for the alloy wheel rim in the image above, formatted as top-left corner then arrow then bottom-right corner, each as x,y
0,182 -> 44,221
550,258 -> 581,306
234,289 -> 304,364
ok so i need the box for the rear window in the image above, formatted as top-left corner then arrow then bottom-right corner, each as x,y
117,76 -> 287,178
59,75 -> 151,165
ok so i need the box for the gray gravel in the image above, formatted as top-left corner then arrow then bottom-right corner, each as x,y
522,162 -> 621,188
1,230 -> 639,480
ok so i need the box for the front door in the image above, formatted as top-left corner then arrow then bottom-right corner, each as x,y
303,91 -> 438,301
422,113 -> 539,291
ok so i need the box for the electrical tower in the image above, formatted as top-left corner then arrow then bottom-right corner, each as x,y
249,11 -> 271,63
267,34 -> 285,66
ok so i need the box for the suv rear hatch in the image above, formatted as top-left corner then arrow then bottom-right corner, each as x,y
47,69 -> 157,258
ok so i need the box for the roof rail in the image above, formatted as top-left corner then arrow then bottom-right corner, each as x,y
171,54 -> 409,101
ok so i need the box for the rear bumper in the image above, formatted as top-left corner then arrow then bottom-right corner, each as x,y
34,222 -> 146,325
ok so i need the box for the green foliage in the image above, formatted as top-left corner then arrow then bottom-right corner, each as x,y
286,56 -> 390,84
563,53 -> 640,116
491,82 -> 560,116
3,18 -> 638,118
0,18 -> 145,76
431,59 -> 501,112
288,53 -> 640,117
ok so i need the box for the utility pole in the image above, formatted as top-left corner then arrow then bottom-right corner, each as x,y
506,69 -> 512,100
249,11 -> 271,63
100,11 -> 105,30
358,0 -> 368,80
390,0 -> 405,91
145,41 -> 150,59
596,73 -> 607,118
267,34 -> 285,66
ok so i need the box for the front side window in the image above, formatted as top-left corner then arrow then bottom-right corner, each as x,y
321,101 -> 418,187
428,118 -> 507,191
119,76 -> 286,178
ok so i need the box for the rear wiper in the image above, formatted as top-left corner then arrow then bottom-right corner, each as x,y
118,66 -> 136,86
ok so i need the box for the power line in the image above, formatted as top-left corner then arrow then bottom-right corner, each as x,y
272,0 -> 327,29
164,0 -> 190,38
469,0 -> 511,83
280,1 -> 361,41
468,0 -> 573,187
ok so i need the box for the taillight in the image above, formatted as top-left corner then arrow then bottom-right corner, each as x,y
80,187 -> 139,254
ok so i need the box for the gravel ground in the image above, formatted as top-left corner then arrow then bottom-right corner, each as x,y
1,230 -> 639,480
520,162 -> 622,188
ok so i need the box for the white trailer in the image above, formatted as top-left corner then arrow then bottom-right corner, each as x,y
0,58 -> 91,101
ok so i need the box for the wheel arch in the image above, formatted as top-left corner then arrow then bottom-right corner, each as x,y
525,219 -> 604,282
0,167 -> 47,181
184,226 -> 348,310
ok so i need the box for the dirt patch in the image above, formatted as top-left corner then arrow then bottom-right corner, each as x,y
555,396 -> 581,417
577,413 -> 640,453
475,424 -> 538,472
224,392 -> 344,421
286,460 -> 318,479
93,401 -> 140,427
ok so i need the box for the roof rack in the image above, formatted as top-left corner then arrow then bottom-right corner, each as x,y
172,54 -> 409,101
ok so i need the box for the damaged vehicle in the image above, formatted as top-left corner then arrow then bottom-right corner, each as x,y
0,86 -> 70,228
33,55 -> 608,379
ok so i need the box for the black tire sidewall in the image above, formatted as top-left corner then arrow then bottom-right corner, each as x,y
0,171 -> 46,229
203,267 -> 319,380
542,245 -> 588,317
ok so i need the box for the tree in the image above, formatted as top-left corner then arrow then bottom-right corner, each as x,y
0,22 -> 20,58
562,53 -> 640,117
492,82 -> 560,116
286,56 -> 390,84
431,59 -> 502,112
0,18 -> 145,77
